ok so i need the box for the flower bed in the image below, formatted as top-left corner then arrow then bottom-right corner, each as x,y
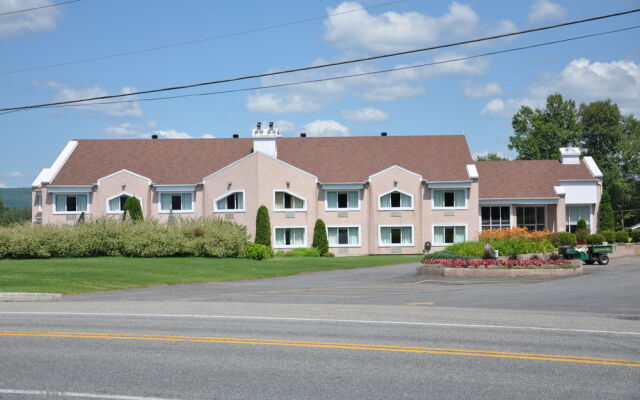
421,258 -> 574,269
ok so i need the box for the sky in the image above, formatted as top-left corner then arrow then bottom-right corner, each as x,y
0,0 -> 639,188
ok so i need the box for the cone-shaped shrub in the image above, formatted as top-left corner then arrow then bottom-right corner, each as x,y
312,219 -> 329,255
255,205 -> 271,247
122,197 -> 143,221
598,191 -> 615,232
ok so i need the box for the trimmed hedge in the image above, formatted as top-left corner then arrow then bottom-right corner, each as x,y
615,231 -> 629,243
448,239 -> 555,258
632,230 -> 640,243
586,234 -> 605,245
600,230 -> 616,244
242,243 -> 272,260
422,250 -> 470,260
0,218 -> 247,259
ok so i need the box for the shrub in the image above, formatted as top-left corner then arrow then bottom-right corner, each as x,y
548,233 -> 561,248
529,254 -> 540,260
586,234 -> 605,245
575,229 -> 589,245
122,197 -> 143,221
242,243 -> 272,260
422,250 -> 470,260
631,230 -> 640,243
558,232 -> 576,247
479,227 -> 551,242
600,230 -> 616,243
598,191 -> 615,231
576,218 -> 587,231
254,205 -> 271,247
447,241 -> 484,258
615,231 -> 629,243
286,247 -> 321,257
324,252 -> 335,257
311,219 -> 329,255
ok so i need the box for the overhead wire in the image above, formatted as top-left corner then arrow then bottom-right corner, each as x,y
17,25 -> 640,113
1,8 -> 639,112
0,0 -> 82,16
0,0 -> 405,75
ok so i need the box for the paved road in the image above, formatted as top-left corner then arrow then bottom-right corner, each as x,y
1,258 -> 639,399
67,257 -> 640,315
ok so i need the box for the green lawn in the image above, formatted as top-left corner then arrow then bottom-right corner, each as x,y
0,255 -> 422,294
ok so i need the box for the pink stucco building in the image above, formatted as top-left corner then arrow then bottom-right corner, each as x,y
32,125 -> 603,255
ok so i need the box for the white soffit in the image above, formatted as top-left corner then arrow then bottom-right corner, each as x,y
583,156 -> 603,178
428,181 -> 472,189
554,186 -> 566,196
559,181 -> 597,204
47,186 -> 93,193
466,164 -> 479,179
321,183 -> 365,190
154,184 -> 197,192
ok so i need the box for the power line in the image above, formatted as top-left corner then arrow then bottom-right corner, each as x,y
0,0 -> 82,16
29,25 -> 639,111
2,8 -> 639,112
0,0 -> 405,75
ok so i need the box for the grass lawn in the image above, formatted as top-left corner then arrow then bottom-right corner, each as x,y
0,255 -> 422,294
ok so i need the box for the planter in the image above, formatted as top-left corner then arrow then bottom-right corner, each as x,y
417,265 -> 583,278
610,244 -> 640,259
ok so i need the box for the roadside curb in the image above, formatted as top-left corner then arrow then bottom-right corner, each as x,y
416,266 -> 584,278
0,292 -> 62,302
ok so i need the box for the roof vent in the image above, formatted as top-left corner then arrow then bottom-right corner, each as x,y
300,133 -> 306,138
381,132 -> 387,136
151,134 -> 158,139
232,134 -> 239,138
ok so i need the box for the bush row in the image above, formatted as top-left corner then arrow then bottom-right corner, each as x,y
0,218 -> 247,259
447,239 -> 556,258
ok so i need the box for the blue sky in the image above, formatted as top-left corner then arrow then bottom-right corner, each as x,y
1,0 -> 639,188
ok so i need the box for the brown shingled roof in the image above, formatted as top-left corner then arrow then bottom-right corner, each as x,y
50,135 -> 473,185
476,160 -> 595,199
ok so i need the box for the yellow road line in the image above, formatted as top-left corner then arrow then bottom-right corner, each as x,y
1,330 -> 638,367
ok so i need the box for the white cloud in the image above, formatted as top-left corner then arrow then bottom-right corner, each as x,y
342,108 -> 389,122
245,93 -> 324,113
154,129 -> 191,139
483,58 -> 640,117
528,0 -> 565,24
361,85 -> 425,102
463,82 -> 502,98
324,1 -> 515,53
0,0 -> 61,38
302,120 -> 350,137
274,120 -> 296,134
0,182 -> 7,188
4,171 -> 24,178
104,122 -> 140,138
47,81 -> 143,117
201,134 -> 215,138
103,121 -> 213,139
480,98 -> 506,115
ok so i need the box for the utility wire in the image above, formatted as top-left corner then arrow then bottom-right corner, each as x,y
0,0 -> 82,16
2,8 -> 639,112
27,25 -> 639,112
0,0 -> 405,75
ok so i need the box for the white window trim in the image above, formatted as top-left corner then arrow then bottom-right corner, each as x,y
378,189 -> 414,211
378,224 -> 415,247
515,205 -> 548,231
324,190 -> 361,211
479,205 -> 512,230
565,204 -> 593,233
431,188 -> 468,210
106,192 -> 143,214
273,189 -> 307,212
326,225 -> 361,248
432,224 -> 468,247
273,226 -> 307,249
158,192 -> 195,214
213,189 -> 246,213
52,193 -> 91,215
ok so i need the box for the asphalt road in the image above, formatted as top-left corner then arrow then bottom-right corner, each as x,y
1,258 -> 639,399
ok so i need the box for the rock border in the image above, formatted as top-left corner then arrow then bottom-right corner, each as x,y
417,265 -> 583,278
0,292 -> 62,302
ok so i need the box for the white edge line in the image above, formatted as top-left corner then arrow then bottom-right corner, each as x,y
0,311 -> 639,336
0,389 -> 178,400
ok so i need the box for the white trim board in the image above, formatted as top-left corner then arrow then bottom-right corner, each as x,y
368,165 -> 422,181
97,169 -> 152,185
479,198 -> 558,205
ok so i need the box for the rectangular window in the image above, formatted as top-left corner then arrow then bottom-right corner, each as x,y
327,227 -> 360,246
274,191 -> 305,210
160,192 -> 193,212
481,206 -> 510,230
54,194 -> 88,213
215,191 -> 244,212
379,226 -> 413,246
566,205 -> 591,233
516,206 -> 545,231
274,227 -> 305,247
433,226 -> 466,245
433,189 -> 466,208
326,190 -> 359,210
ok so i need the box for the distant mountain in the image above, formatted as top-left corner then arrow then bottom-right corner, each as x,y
0,187 -> 31,208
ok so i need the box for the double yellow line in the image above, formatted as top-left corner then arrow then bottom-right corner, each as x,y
1,330 -> 638,368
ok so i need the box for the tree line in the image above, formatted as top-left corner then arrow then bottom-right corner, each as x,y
0,198 -> 31,226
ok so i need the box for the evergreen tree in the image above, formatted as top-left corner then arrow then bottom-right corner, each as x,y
254,205 -> 271,247
312,219 -> 329,255
598,191 -> 615,232
122,197 -> 143,221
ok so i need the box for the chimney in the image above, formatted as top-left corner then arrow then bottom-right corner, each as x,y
559,146 -> 581,164
381,132 -> 387,136
151,134 -> 158,139
300,133 -> 306,138
252,121 -> 280,158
